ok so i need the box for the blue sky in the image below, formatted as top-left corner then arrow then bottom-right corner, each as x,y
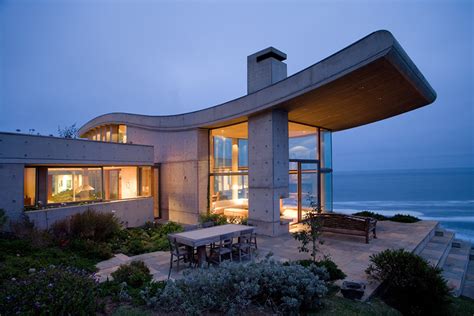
0,0 -> 472,171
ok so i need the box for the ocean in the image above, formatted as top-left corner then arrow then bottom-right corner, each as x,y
333,168 -> 474,242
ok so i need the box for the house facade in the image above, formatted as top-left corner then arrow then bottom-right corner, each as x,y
0,30 -> 436,236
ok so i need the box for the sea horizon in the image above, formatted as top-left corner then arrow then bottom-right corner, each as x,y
333,167 -> 474,241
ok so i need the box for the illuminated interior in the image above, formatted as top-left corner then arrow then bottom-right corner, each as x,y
83,124 -> 127,143
209,122 -> 248,218
23,166 -> 152,206
209,121 -> 332,223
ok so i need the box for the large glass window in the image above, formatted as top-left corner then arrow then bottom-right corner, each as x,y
24,167 -> 36,206
289,122 -> 319,160
210,122 -> 248,217
40,165 -> 152,205
48,167 -> 103,203
84,124 -> 127,143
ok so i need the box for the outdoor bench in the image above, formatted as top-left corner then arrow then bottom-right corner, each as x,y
316,213 -> 377,243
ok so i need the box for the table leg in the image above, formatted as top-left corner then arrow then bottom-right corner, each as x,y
196,246 -> 207,267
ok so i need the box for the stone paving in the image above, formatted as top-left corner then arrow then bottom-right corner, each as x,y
95,220 -> 438,299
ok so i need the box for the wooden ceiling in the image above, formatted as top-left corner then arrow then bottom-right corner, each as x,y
283,58 -> 428,131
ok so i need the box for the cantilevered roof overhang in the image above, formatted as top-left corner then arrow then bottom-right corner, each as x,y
78,30 -> 436,136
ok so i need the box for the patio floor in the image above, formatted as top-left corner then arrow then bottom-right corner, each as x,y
95,220 -> 438,300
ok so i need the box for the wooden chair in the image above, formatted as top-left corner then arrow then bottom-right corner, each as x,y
167,235 -> 191,279
233,231 -> 252,262
209,233 -> 234,265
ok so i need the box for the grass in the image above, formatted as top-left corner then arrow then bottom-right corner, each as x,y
311,286 -> 474,316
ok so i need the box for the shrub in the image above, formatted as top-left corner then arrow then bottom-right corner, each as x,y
112,261 -> 152,288
199,213 -> 228,226
292,205 -> 323,263
142,259 -> 327,315
366,249 -> 451,315
390,214 -> 420,223
0,266 -> 97,315
69,209 -> 121,242
294,257 -> 346,281
69,238 -> 113,260
0,209 -> 7,231
353,211 -> 388,221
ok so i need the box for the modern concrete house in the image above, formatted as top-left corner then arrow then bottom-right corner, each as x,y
0,30 -> 436,236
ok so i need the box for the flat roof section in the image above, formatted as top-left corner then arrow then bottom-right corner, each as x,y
78,30 -> 436,135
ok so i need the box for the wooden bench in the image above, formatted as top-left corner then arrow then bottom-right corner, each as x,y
316,213 -> 377,243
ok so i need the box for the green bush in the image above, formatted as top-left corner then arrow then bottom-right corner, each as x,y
108,222 -> 183,256
111,261 -> 152,288
199,213 -> 228,226
0,266 -> 98,315
353,211 -> 388,221
69,209 -> 121,242
69,238 -> 113,260
293,258 -> 346,281
51,208 -> 121,243
366,249 -> 451,315
142,259 -> 328,315
0,209 -> 7,231
390,214 -> 420,223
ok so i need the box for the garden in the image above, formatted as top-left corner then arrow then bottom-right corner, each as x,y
0,208 -> 473,315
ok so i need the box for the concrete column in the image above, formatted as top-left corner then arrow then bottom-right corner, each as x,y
37,167 -> 48,205
248,109 -> 289,236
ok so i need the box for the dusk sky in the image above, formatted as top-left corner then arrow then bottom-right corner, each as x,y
0,0 -> 472,171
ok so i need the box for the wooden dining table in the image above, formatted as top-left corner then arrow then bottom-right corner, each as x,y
170,224 -> 256,267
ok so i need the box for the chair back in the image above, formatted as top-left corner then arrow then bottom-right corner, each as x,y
220,233 -> 234,248
184,224 -> 199,232
238,230 -> 252,243
168,235 -> 178,253
201,221 -> 214,228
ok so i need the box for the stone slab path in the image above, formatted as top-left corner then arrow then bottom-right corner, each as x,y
95,220 -> 438,300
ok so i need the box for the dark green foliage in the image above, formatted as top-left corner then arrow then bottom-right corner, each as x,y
390,214 -> 420,223
0,266 -> 97,315
0,237 -> 97,283
292,206 -> 323,262
143,259 -> 328,315
199,213 -> 228,225
69,209 -> 121,242
353,211 -> 421,223
366,249 -> 451,315
109,221 -> 183,256
353,211 -> 388,221
111,261 -> 152,288
293,258 -> 346,281
0,209 -> 7,231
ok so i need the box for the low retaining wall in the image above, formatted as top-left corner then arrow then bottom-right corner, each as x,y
25,197 -> 154,230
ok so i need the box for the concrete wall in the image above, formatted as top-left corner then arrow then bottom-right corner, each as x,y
0,132 -> 155,227
127,126 -> 209,224
248,109 -> 289,236
0,163 -> 24,223
0,132 -> 154,165
25,197 -> 154,230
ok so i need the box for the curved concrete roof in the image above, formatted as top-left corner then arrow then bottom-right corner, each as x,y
79,30 -> 436,136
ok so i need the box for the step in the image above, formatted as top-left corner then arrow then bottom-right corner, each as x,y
461,249 -> 474,299
413,222 -> 440,255
419,229 -> 454,268
441,239 -> 471,297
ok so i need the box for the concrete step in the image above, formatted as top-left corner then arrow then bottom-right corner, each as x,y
413,222 -> 440,255
441,239 -> 471,297
419,229 -> 454,268
461,249 -> 474,299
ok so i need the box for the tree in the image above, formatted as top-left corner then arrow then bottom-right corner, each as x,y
58,123 -> 78,139
292,197 -> 323,263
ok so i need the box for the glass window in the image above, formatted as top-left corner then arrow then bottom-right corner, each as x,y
320,129 -> 332,169
47,167 -> 102,204
209,122 -> 248,216
103,166 -> 138,200
118,125 -> 127,143
213,136 -> 233,170
288,122 -> 319,160
24,168 -> 36,206
238,139 -> 248,168
138,166 -> 152,197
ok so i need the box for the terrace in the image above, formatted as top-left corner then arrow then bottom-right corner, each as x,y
94,219 -> 458,300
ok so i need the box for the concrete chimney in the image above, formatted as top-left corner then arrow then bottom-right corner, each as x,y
247,47 -> 287,94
